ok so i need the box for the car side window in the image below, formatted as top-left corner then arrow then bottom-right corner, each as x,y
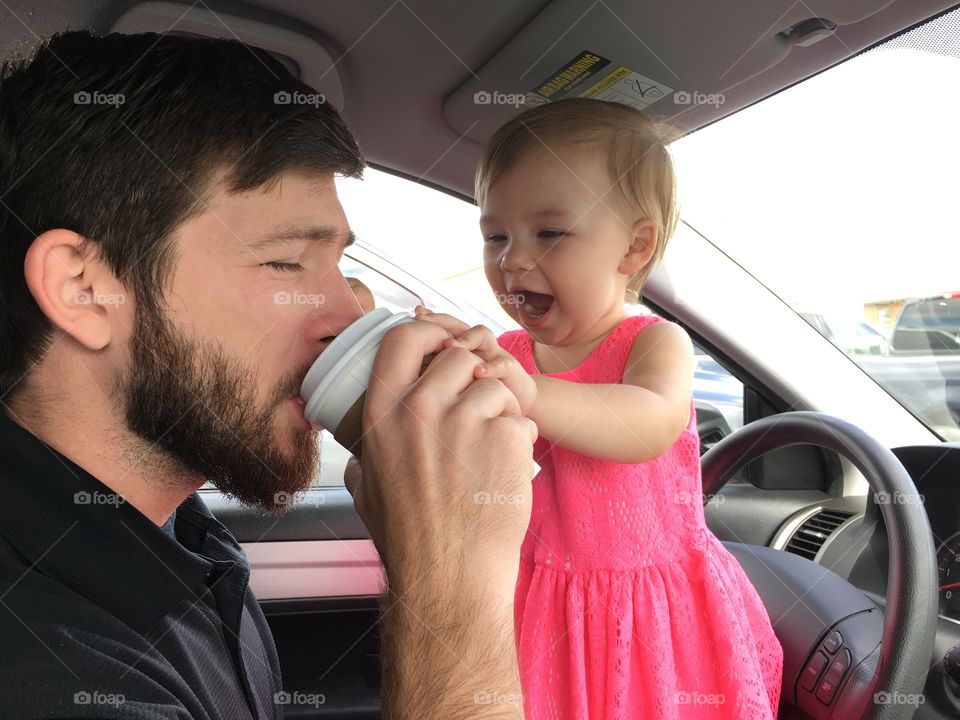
339,256 -> 421,315
691,343 -> 744,458
271,169 -> 745,490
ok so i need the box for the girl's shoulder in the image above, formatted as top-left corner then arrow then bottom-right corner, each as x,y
567,314 -> 689,383
617,313 -> 666,339
595,313 -> 670,358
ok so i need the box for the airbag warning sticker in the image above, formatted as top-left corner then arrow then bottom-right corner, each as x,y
531,51 -> 612,101
529,50 -> 673,111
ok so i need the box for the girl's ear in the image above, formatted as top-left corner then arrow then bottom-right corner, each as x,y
618,218 -> 658,277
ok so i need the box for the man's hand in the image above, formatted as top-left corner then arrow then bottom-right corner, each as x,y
343,316 -> 534,719
414,306 -> 537,416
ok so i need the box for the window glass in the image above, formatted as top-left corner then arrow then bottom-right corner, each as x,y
670,8 -> 960,440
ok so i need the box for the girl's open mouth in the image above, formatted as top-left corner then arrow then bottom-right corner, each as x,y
517,291 -> 554,327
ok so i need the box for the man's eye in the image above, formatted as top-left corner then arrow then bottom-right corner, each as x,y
538,230 -> 567,239
264,261 -> 303,272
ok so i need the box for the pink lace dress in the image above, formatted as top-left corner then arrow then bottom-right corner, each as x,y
498,314 -> 783,720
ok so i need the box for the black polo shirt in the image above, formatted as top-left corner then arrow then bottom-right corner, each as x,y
0,409 -> 283,719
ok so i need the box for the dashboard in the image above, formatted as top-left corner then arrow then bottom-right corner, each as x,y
892,444 -> 960,623
758,442 -> 960,718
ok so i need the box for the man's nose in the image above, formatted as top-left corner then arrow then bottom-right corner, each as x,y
305,271 -> 363,344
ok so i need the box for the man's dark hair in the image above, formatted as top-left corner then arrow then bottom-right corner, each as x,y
0,30 -> 364,403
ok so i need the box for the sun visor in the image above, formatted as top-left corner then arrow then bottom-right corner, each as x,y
443,0 -> 896,142
111,1 -> 344,110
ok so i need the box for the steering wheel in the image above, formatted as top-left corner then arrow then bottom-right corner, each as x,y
700,411 -> 938,720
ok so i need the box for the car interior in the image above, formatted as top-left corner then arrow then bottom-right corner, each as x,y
2,1 -> 960,718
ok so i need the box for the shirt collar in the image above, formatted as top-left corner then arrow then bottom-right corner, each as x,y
0,408 -> 240,633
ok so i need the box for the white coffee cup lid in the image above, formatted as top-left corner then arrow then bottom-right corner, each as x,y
301,308 -> 414,431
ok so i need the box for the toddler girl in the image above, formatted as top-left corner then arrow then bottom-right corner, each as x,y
416,98 -> 782,720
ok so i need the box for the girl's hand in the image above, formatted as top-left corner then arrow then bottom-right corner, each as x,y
414,306 -> 538,416
414,305 -> 471,335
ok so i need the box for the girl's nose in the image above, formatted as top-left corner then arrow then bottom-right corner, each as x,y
500,240 -> 535,273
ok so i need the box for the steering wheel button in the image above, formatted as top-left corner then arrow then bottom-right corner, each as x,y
816,675 -> 838,704
830,648 -> 852,675
815,650 -> 853,705
801,651 -> 830,692
822,630 -> 843,654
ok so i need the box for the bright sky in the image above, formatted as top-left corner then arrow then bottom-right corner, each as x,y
670,44 -> 960,315
337,36 -> 960,322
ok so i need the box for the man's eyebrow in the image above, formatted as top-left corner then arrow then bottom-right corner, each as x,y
248,226 -> 356,251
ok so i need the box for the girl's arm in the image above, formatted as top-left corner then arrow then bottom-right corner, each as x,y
530,321 -> 695,463
413,308 -> 695,464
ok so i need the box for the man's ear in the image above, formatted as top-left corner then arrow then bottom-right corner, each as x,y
618,218 -> 658,277
23,229 -> 120,351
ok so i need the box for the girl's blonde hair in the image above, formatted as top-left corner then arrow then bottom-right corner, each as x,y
475,98 -> 679,302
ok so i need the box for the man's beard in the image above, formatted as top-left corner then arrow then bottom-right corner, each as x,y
117,305 -> 319,513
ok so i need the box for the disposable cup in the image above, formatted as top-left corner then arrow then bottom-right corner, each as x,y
301,307 -> 540,478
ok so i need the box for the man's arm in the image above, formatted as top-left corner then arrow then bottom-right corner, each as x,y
379,571 -> 522,718
344,319 -> 535,719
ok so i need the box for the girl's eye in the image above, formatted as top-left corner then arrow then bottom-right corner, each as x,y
538,230 -> 567,239
264,261 -> 304,272
484,234 -> 507,243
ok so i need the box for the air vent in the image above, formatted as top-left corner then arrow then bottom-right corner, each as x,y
785,509 -> 853,561
699,429 -> 725,455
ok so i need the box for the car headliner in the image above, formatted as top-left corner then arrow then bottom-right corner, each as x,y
0,0 -> 955,197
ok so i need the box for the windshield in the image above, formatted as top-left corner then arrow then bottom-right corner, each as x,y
670,7 -> 960,441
